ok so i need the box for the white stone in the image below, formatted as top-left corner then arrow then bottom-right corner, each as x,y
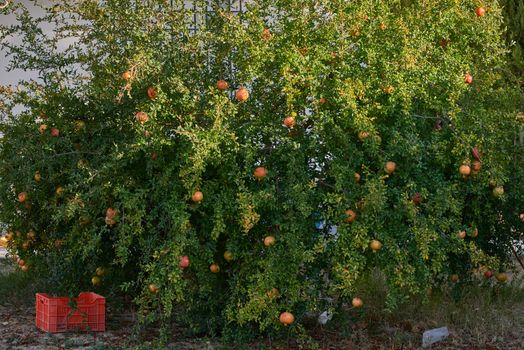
422,327 -> 449,347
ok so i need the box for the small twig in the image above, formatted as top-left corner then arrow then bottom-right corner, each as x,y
510,242 -> 524,271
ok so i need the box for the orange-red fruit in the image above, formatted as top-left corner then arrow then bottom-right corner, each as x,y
135,111 -> 149,124
484,270 -> 493,279
283,116 -> 296,128
457,230 -> 466,239
279,312 -> 295,326
21,265 -> 29,272
471,160 -> 481,173
18,192 -> 28,203
345,209 -> 357,223
354,173 -> 361,183
385,161 -> 396,174
39,124 -> 48,133
209,263 -> 220,273
470,228 -> 479,238
520,213 -> 524,222
358,131 -> 369,141
451,274 -> 459,283
51,128 -> 60,137
179,255 -> 190,269
411,193 -> 423,205
379,22 -> 386,31
235,87 -> 249,102
319,97 -> 326,105
254,166 -> 268,180
262,28 -> 271,40
264,236 -> 276,247
383,86 -> 394,94
17,259 -> 25,267
192,191 -> 203,203
475,7 -> 486,17
106,208 -> 117,219
216,80 -> 229,91
147,86 -> 158,99
122,71 -> 132,81
148,283 -> 159,294
267,288 -> 280,298
464,74 -> 473,84
459,164 -> 471,176
370,240 -> 382,252
352,297 -> 363,308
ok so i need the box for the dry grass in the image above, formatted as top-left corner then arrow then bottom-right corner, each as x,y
1,254 -> 523,349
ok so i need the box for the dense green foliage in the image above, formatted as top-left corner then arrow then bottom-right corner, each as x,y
502,0 -> 524,80
0,0 -> 522,344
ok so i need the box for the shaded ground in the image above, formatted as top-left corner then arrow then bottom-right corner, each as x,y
1,248 -> 523,349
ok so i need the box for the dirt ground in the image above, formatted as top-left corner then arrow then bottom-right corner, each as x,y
1,248 -> 523,350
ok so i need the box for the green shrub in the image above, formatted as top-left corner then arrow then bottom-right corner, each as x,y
0,0 -> 522,344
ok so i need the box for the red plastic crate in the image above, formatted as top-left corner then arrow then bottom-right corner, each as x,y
35,292 -> 105,333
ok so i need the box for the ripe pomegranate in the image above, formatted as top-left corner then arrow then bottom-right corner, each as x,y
464,73 -> 473,84
383,86 -> 394,94
470,227 -> 478,238
411,193 -> 423,205
55,186 -> 64,196
254,166 -> 268,180
345,209 -> 357,223
235,87 -> 249,102
520,213 -> 524,222
147,86 -> 158,99
358,131 -> 369,141
216,80 -> 229,91
209,263 -> 220,273
475,7 -> 486,17
484,270 -> 493,279
319,97 -> 326,105
459,164 -> 471,176
266,288 -> 280,298
148,283 -> 159,294
135,111 -> 149,124
17,259 -> 25,267
39,124 -> 48,133
192,191 -> 204,203
50,128 -> 60,137
20,265 -> 29,272
385,161 -> 396,174
264,236 -> 276,247
352,297 -> 363,308
471,160 -> 481,173
354,173 -> 361,183
179,255 -> 190,269
122,71 -> 132,81
451,274 -> 459,283
457,230 -> 466,239
279,312 -> 295,326
261,28 -> 271,40
379,22 -> 386,30
370,240 -> 382,252
283,116 -> 296,128
18,192 -> 28,203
